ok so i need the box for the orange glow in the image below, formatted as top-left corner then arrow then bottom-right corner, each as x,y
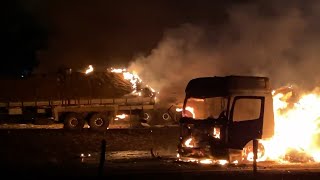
179,158 -> 229,165
213,127 -> 221,139
217,160 -> 228,165
109,67 -> 158,96
185,106 -> 195,118
176,106 -> 195,118
114,114 -> 128,121
110,68 -> 142,93
199,159 -> 213,164
176,108 -> 183,112
260,87 -> 320,162
184,137 -> 195,148
85,65 -> 94,74
245,150 -> 267,162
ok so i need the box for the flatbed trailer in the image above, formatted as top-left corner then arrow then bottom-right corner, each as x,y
0,96 -> 156,131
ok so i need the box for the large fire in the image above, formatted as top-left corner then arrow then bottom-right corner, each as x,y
84,65 -> 320,163
109,67 -> 157,96
260,87 -> 320,163
110,68 -> 142,94
83,66 -> 157,96
176,86 -> 320,164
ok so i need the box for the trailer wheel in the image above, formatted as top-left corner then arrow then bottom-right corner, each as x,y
142,112 -> 151,122
89,113 -> 109,132
162,112 -> 171,121
63,113 -> 85,130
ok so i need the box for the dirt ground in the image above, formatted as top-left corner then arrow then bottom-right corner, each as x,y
1,124 -> 320,179
0,124 -> 179,176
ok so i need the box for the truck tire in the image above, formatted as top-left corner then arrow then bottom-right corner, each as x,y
242,140 -> 266,162
63,113 -> 85,130
89,113 -> 109,132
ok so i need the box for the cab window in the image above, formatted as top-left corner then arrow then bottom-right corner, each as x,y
233,98 -> 261,122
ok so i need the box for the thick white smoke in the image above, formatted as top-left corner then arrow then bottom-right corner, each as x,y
128,0 -> 320,105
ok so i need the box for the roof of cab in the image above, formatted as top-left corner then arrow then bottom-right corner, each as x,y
185,75 -> 270,98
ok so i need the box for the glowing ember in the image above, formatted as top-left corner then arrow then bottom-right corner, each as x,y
260,87 -> 320,163
85,65 -> 94,74
110,68 -> 126,73
218,160 -> 228,165
179,157 -> 229,165
213,127 -> 221,139
232,160 -> 239,164
200,159 -> 213,164
176,108 -> 183,112
184,137 -> 195,148
114,114 -> 128,121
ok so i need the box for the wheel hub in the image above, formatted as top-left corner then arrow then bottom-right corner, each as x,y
94,118 -> 104,127
69,118 -> 78,127
143,113 -> 150,121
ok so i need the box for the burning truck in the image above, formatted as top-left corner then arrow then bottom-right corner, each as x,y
177,75 -> 320,165
0,65 -> 180,131
177,75 -> 275,164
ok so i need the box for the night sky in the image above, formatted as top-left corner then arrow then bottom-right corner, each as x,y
2,0 -> 247,75
3,0 -> 320,97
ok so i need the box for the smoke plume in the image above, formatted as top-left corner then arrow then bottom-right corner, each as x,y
128,0 -> 320,105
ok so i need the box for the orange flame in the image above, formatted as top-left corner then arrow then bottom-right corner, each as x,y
260,88 -> 320,162
176,106 -> 195,118
114,114 -> 128,121
85,65 -> 94,74
213,127 -> 221,139
110,68 -> 141,92
110,68 -> 148,96
184,137 -> 195,148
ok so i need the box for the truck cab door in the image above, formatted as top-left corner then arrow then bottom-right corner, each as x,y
227,96 -> 265,149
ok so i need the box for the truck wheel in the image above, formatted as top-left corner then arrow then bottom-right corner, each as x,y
242,140 -> 266,162
89,113 -> 109,132
63,113 -> 85,130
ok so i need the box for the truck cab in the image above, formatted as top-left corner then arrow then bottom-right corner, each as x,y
177,75 -> 274,163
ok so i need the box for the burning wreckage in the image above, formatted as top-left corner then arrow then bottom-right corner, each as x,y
176,76 -> 320,165
1,63 -> 320,166
0,65 -> 180,130
176,75 -> 274,165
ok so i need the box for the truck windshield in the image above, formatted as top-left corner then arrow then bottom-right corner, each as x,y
184,97 -> 228,119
